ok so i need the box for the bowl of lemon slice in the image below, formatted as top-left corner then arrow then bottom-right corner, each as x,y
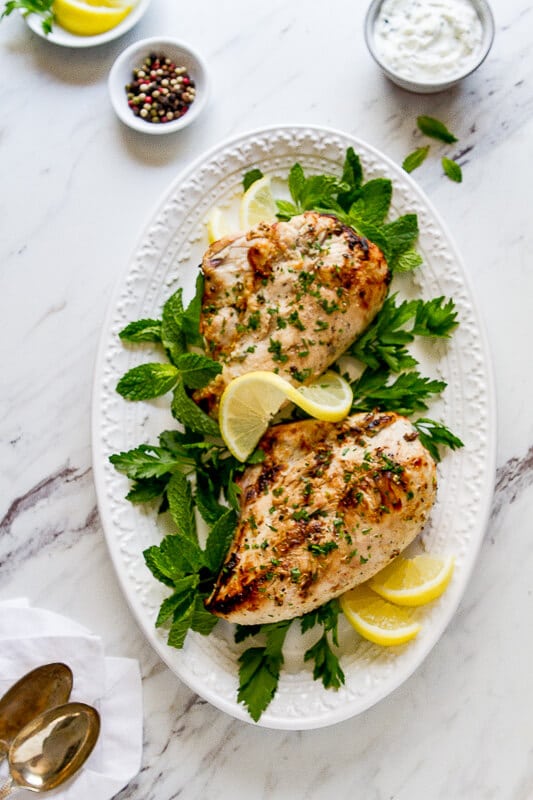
23,0 -> 152,47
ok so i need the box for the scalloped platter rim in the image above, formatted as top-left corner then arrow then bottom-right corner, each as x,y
91,125 -> 496,729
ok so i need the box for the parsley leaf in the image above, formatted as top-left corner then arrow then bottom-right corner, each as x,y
413,417 -> 464,462
302,600 -> 345,690
402,146 -> 430,174
1,0 -> 54,33
351,368 -> 447,416
237,620 -> 292,722
417,116 -> 458,144
442,157 -> 463,183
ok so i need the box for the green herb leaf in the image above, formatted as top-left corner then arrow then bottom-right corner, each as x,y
442,157 -> 463,183
175,352 -> 222,389
155,576 -> 199,626
275,199 -> 299,220
190,594 -> 219,635
181,273 -> 205,348
417,116 -> 458,143
1,0 -> 54,32
234,624 -> 262,642
394,248 -> 423,273
125,476 -> 169,503
204,508 -> 238,572
350,178 -> 392,226
243,168 -> 264,192
338,147 -> 363,210
161,288 -> 186,364
109,444 -> 183,480
116,363 -> 179,400
171,377 -> 220,437
412,297 -> 459,337
119,318 -> 162,343
237,621 -> 292,722
304,633 -> 345,689
167,599 -> 196,648
351,368 -> 447,416
413,417 -> 464,462
402,146 -> 430,174
167,472 -> 197,542
195,473 -> 227,525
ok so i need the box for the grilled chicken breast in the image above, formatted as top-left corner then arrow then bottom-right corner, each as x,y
194,212 -> 390,414
206,411 -> 437,624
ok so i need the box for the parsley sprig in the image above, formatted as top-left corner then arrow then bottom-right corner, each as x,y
1,0 -> 54,33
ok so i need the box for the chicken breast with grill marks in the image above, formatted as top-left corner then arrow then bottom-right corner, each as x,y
205,411 -> 437,625
194,212 -> 390,414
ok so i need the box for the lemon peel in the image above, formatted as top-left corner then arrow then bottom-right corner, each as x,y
340,585 -> 422,646
219,370 -> 353,462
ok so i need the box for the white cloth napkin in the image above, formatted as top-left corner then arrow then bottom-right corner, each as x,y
0,599 -> 143,800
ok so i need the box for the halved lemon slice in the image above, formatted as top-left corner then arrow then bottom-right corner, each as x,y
52,0 -> 133,35
239,175 -> 278,229
206,207 -> 231,244
369,554 -> 455,607
340,585 -> 422,646
219,370 -> 353,461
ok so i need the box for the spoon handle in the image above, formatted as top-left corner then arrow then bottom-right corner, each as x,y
0,776 -> 14,799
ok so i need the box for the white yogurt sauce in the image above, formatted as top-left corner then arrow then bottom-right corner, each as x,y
373,0 -> 483,82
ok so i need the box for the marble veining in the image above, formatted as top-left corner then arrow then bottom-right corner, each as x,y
1,0 -> 532,797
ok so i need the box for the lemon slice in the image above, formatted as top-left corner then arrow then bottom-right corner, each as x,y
369,554 -> 455,607
340,585 -> 422,646
219,370 -> 353,461
239,176 -> 278,229
52,0 -> 133,35
206,207 -> 231,244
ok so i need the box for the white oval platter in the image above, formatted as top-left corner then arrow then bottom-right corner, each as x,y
92,125 -> 496,729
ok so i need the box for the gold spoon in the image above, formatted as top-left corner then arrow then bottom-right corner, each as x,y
0,702 -> 100,798
0,664 -> 73,759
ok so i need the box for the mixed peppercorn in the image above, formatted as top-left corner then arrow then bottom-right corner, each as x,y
125,52 -> 196,125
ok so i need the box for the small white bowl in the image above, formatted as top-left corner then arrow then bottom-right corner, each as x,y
364,0 -> 495,94
108,37 -> 209,134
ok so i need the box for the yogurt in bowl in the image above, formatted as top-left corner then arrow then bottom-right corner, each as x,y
364,0 -> 495,93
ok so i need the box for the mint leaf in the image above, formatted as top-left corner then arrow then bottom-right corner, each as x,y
338,147 -> 363,210
243,169 -> 264,192
402,146 -> 430,174
158,532 -> 203,575
275,199 -> 299,220
167,472 -> 197,542
116,363 -> 179,400
442,157 -> 463,183
383,214 -> 419,270
119,318 -> 162,342
350,178 -> 392,226
181,273 -> 204,348
171,378 -> 220,437
175,352 -> 222,389
204,508 -> 238,572
288,163 -> 306,208
417,116 -> 458,143
167,599 -> 196,648
161,288 -> 186,364
190,595 -> 219,635
394,248 -> 423,273
155,576 -> 199,626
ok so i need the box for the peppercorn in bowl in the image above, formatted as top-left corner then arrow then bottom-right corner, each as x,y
108,37 -> 209,134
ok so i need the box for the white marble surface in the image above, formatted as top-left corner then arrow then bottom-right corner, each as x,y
0,0 -> 532,797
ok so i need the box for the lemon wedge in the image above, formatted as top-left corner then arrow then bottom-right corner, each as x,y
52,0 -> 133,35
368,554 -> 455,607
340,585 -> 422,646
219,370 -> 353,462
239,175 -> 278,229
206,207 -> 232,244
